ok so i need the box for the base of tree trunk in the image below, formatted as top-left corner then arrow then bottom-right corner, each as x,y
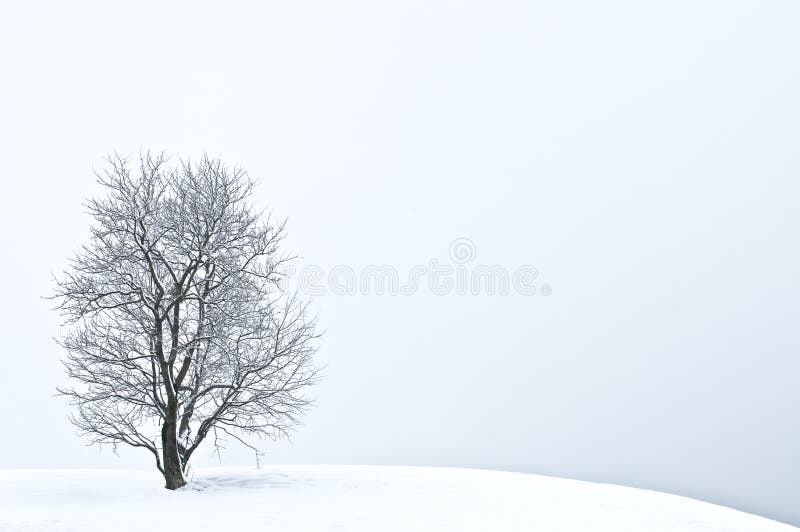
164,474 -> 187,490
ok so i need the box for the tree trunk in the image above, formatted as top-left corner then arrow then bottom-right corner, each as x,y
161,413 -> 186,490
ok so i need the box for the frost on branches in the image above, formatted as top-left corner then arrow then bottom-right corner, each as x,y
52,153 -> 320,489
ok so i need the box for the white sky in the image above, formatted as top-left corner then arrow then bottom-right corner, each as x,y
1,0 -> 798,526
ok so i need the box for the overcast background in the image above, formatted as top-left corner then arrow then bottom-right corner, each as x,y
1,0 -> 799,526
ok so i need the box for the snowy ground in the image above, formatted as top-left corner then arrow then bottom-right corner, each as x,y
0,466 -> 795,532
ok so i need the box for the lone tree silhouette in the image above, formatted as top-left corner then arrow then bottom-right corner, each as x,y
53,153 -> 320,489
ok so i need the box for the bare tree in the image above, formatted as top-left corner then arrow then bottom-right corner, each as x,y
52,153 -> 320,489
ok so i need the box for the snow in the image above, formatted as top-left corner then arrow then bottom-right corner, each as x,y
0,466 -> 795,532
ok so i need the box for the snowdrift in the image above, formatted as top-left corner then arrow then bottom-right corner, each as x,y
0,466 -> 795,531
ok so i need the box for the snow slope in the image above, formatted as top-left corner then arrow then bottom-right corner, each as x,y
0,466 -> 795,532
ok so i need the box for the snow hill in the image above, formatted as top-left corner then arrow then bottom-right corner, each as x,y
0,466 -> 795,531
